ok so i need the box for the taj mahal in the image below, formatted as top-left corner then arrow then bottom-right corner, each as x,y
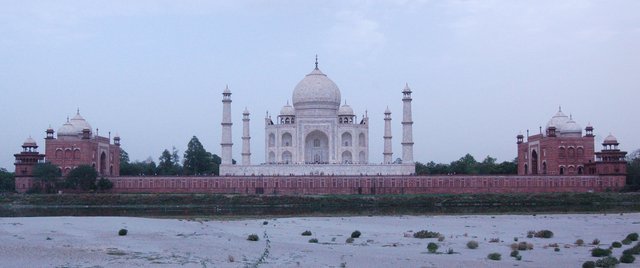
220,58 -> 416,176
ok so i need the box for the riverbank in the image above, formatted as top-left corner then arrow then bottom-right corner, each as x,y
1,192 -> 640,217
1,214 -> 639,267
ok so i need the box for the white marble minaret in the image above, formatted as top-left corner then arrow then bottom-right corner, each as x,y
383,106 -> 393,164
401,83 -> 414,163
221,85 -> 233,165
241,107 -> 251,165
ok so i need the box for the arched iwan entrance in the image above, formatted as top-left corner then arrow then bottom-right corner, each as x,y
531,150 -> 538,175
100,152 -> 107,175
305,130 -> 329,163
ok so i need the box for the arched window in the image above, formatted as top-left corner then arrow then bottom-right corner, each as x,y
568,147 -> 575,158
559,167 -> 564,175
524,164 -> 528,174
314,139 -> 320,147
342,151 -> 352,163
282,151 -> 292,164
268,151 -> 276,163
542,162 -> 547,174
74,149 -> 81,159
64,149 -> 72,159
578,166 -> 584,175
358,133 -> 365,147
268,133 -> 275,147
342,132 -> 352,147
281,133 -> 292,147
577,147 -> 584,157
55,149 -> 62,159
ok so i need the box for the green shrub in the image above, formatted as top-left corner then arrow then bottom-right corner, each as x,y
627,233 -> 639,241
612,241 -> 622,248
620,254 -> 635,264
309,238 -> 318,243
510,250 -> 519,257
515,255 -> 522,261
595,256 -> 618,267
592,238 -> 600,245
582,261 -> 595,268
427,242 -> 438,253
466,240 -> 479,249
247,234 -> 259,241
535,230 -> 554,238
446,248 -> 454,254
346,237 -> 354,244
301,230 -> 312,236
591,248 -> 612,257
623,243 -> 640,255
554,247 -> 560,252
487,252 -> 501,261
118,229 -> 128,236
351,230 -> 361,238
622,238 -> 632,245
262,221 -> 268,225
576,239 -> 585,246
413,230 -> 440,239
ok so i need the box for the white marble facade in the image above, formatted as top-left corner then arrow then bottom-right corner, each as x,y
220,60 -> 415,176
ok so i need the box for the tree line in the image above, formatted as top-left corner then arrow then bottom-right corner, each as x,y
22,163 -> 113,193
119,136 -> 226,176
415,154 -> 518,175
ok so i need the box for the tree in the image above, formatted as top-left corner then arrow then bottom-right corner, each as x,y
212,154 -> 222,176
32,162 -> 62,193
158,149 -> 174,175
96,177 -> 113,191
183,136 -> 214,175
415,154 -> 517,175
0,168 -> 15,192
627,149 -> 640,190
119,149 -> 137,176
66,165 -> 98,191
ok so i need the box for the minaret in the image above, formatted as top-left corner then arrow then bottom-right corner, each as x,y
221,85 -> 233,165
401,83 -> 414,163
242,107 -> 251,165
383,106 -> 393,164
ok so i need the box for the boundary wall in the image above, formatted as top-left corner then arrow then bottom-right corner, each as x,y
105,175 -> 626,195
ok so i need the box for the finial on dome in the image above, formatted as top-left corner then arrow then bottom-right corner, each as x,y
558,105 -> 562,112
76,108 -> 80,115
66,116 -> 69,122
315,54 -> 318,69
570,114 -> 573,120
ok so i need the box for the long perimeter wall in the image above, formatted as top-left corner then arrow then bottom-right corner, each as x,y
106,175 -> 626,195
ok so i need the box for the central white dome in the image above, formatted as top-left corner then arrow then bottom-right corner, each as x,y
292,67 -> 341,111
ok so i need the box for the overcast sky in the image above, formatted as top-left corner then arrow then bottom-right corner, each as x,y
1,0 -> 639,170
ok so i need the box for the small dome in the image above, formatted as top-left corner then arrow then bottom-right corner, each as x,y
546,107 -> 569,132
280,101 -> 295,116
22,137 -> 37,147
338,103 -> 354,116
69,111 -> 92,135
384,106 -> 391,114
604,134 -> 618,144
559,118 -> 582,135
57,120 -> 77,136
292,67 -> 341,111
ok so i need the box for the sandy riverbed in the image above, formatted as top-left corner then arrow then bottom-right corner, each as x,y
1,214 -> 639,267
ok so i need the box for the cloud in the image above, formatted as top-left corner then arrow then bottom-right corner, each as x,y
323,10 -> 386,57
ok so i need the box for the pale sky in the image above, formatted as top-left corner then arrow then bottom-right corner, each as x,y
1,0 -> 639,170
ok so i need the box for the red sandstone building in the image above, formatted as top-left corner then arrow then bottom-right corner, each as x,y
14,111 -> 121,192
517,107 -> 626,177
